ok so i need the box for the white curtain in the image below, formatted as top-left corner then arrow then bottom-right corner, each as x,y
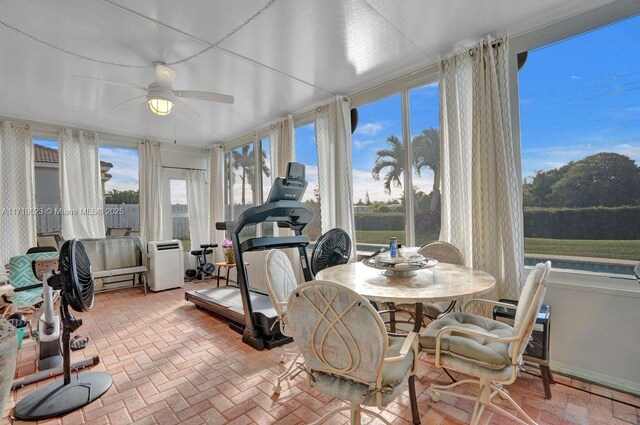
269,117 -> 305,280
439,37 -> 523,302
209,146 -> 226,262
269,117 -> 295,238
186,170 -> 209,254
0,122 -> 36,266
139,141 -> 163,244
58,129 -> 105,239
315,97 -> 357,260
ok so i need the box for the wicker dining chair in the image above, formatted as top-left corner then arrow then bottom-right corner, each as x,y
394,241 -> 465,326
287,280 -> 421,424
421,262 -> 552,425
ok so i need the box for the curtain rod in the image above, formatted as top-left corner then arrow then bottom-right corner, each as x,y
163,166 -> 207,172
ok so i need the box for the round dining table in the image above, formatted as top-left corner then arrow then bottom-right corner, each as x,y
315,261 -> 496,333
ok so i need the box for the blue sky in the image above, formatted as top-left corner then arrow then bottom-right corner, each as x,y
519,13 -> 640,180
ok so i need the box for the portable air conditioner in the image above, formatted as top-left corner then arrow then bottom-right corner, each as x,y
148,240 -> 184,291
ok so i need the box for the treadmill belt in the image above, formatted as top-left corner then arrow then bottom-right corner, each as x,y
186,286 -> 279,335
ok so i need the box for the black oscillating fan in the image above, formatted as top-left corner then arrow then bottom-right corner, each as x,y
310,228 -> 352,276
14,240 -> 112,420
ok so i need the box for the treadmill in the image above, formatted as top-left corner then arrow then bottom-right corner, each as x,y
185,162 -> 314,350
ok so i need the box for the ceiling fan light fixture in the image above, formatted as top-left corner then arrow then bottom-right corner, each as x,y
148,97 -> 173,116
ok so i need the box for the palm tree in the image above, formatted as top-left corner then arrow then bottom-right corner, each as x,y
232,146 -> 271,205
412,128 -> 440,211
372,135 -> 404,194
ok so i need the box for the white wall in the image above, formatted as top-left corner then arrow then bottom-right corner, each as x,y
528,268 -> 640,395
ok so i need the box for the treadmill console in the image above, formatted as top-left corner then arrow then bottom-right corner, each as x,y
266,162 -> 308,203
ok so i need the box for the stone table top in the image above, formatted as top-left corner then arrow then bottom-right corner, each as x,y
315,261 -> 495,304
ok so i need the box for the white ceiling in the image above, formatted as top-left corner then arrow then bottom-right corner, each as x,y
0,0 -> 614,147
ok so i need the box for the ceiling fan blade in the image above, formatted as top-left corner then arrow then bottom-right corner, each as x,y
154,63 -> 176,87
174,99 -> 200,120
72,75 -> 148,91
174,90 -> 234,104
112,96 -> 148,111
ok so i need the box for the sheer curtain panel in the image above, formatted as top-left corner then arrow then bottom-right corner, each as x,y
58,129 -> 105,239
139,141 -> 163,244
186,170 -> 209,253
0,122 -> 36,266
315,97 -> 357,260
209,146 -> 225,262
439,37 -> 523,303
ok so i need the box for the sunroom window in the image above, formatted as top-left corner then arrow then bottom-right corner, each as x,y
294,123 -> 322,242
169,179 -> 190,251
518,14 -> 640,276
99,145 -> 140,237
352,94 -> 405,252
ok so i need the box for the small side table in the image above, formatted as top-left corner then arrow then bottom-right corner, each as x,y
493,299 -> 554,399
214,262 -> 249,287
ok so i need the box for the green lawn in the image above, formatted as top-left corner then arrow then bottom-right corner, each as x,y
524,238 -> 640,261
356,231 -> 639,261
356,230 -> 406,246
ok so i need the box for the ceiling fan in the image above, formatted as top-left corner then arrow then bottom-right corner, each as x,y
72,62 -> 234,119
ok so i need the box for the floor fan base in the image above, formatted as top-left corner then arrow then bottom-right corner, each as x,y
13,372 -> 112,420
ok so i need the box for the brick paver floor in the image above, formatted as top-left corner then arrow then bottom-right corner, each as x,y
3,282 -> 639,424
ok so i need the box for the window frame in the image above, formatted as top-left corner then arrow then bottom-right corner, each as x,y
508,2 -> 640,287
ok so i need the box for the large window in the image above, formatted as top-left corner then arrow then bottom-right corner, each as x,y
410,83 -> 441,247
260,138 -> 274,237
231,144 -> 257,240
100,145 -> 140,236
33,138 -> 61,235
518,14 -> 640,275
294,123 -> 322,241
352,94 -> 405,252
170,179 -> 190,251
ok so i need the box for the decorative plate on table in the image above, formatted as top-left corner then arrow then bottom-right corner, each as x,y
363,253 -> 438,277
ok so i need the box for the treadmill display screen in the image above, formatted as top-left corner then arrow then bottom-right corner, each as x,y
266,162 -> 308,202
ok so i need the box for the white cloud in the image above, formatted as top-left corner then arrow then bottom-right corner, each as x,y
352,140 -> 377,151
351,168 -> 435,203
355,122 -> 383,137
100,146 -> 140,193
615,143 -> 640,161
570,75 -> 582,80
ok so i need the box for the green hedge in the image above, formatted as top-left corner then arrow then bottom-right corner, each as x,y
355,213 -> 404,230
523,206 -> 640,240
356,207 -> 640,240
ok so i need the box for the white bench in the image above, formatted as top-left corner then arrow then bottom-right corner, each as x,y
80,237 -> 148,295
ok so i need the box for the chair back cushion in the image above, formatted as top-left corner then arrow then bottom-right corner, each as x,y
0,319 -> 17,416
418,241 -> 465,266
510,261 -> 551,359
265,250 -> 298,312
9,252 -> 58,289
288,280 -> 387,386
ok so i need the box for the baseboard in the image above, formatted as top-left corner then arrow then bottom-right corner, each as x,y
550,360 -> 640,397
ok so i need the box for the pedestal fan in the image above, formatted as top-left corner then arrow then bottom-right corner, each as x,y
310,228 -> 352,276
13,240 -> 112,420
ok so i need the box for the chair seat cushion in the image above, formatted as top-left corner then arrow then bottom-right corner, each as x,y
310,335 -> 414,406
419,312 -> 512,369
10,289 -> 43,309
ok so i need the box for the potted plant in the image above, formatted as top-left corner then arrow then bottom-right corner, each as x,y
222,239 -> 234,264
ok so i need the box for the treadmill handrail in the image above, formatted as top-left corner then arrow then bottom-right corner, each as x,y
240,235 -> 310,253
216,200 -> 313,233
